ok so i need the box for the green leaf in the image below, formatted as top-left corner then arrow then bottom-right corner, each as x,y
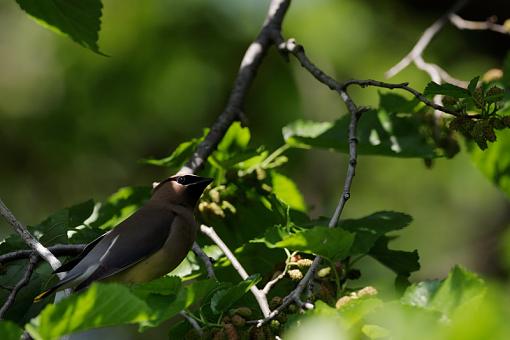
362,324 -> 390,339
424,82 -> 470,98
26,283 -> 152,340
0,321 -> 23,340
340,211 -> 412,254
283,94 -> 438,158
34,200 -> 95,245
271,172 -> 307,212
254,225 -> 354,260
210,274 -> 261,314
217,122 -> 250,153
369,236 -> 420,277
143,130 -> 207,170
16,0 -> 104,54
401,266 -> 486,317
467,76 -> 480,94
91,186 -> 151,230
469,129 -> 510,199
283,120 -> 333,148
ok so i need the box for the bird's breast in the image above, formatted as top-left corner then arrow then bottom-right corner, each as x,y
108,215 -> 196,283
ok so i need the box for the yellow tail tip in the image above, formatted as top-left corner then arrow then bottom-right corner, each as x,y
33,290 -> 49,302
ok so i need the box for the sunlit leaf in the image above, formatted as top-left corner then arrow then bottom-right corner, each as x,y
16,0 -> 104,54
401,266 -> 486,317
282,94 -> 437,158
26,283 -> 152,340
271,172 -> 307,212
469,129 -> 510,199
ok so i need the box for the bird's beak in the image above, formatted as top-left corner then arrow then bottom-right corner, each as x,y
191,177 -> 214,188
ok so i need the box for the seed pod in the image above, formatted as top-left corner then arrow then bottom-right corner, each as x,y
482,68 -> 503,82
224,323 -> 239,340
255,167 -> 267,181
288,269 -> 303,281
249,326 -> 266,340
317,267 -> 331,278
472,87 -> 484,109
270,320 -> 281,331
212,329 -> 225,340
357,286 -> 378,297
231,314 -> 246,327
335,296 -> 352,309
221,200 -> 237,214
486,86 -> 504,98
296,258 -> 313,268
233,307 -> 252,318
209,188 -> 221,203
270,296 -> 283,309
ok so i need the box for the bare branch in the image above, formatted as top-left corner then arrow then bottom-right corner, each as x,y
261,250 -> 296,295
449,14 -> 510,35
179,311 -> 203,337
0,199 -> 63,273
0,244 -> 85,264
192,242 -> 216,280
0,254 -> 39,319
280,39 -> 470,118
385,0 -> 469,79
180,0 -> 291,174
200,224 -> 271,317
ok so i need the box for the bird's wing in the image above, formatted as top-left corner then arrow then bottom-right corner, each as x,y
61,204 -> 176,288
53,231 -> 111,274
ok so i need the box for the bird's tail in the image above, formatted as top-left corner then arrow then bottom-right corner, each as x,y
33,284 -> 62,302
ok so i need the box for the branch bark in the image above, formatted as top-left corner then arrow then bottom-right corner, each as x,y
180,0 -> 291,174
0,254 -> 39,319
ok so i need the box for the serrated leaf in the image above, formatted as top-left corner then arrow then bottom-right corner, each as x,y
16,0 -> 104,54
424,82 -> 470,98
254,225 -> 354,260
401,266 -> 485,317
282,94 -> 438,158
340,211 -> 412,254
26,283 -> 152,340
210,274 -> 261,314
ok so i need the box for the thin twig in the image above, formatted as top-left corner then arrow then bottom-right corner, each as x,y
179,311 -> 203,337
0,244 -> 85,264
280,38 -> 472,118
449,14 -> 510,35
0,254 -> 39,319
180,0 -> 291,174
200,224 -> 271,317
192,242 -> 216,280
255,38 -> 366,326
261,250 -> 296,295
385,0 -> 469,79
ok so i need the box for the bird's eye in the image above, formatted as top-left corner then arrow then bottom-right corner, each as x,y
177,176 -> 186,184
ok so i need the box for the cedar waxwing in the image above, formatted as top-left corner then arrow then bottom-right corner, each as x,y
34,174 -> 213,301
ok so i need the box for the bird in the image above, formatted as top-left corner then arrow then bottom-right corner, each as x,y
34,174 -> 213,301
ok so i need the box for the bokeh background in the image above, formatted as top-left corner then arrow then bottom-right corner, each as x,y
1,0 -> 509,302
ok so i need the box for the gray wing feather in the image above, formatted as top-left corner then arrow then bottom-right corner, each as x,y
61,203 -> 175,288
